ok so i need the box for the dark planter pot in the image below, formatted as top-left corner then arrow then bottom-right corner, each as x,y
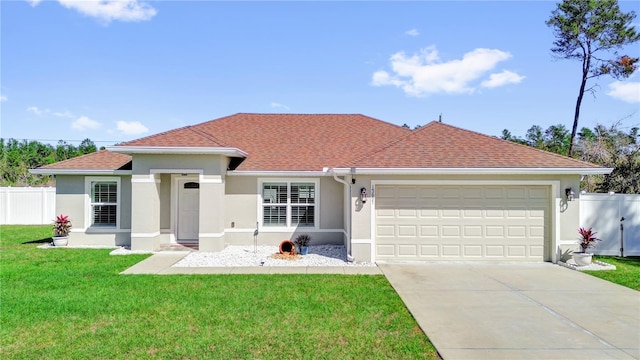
299,246 -> 309,255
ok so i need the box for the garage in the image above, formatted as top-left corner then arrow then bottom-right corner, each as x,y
374,184 -> 550,262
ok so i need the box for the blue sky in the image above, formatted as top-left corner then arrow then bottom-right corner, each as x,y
2,1 -> 639,147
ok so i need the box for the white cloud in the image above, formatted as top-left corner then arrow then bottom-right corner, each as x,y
72,116 -> 101,131
53,110 -> 75,119
27,106 -> 49,115
271,102 -> 290,110
56,0 -> 157,24
0,95 -> 7,102
116,120 -> 148,135
607,81 -> 640,103
25,0 -> 41,7
371,46 -> 521,96
405,29 -> 420,37
481,70 -> 526,88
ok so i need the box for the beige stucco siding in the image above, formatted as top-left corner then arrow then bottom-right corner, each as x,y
131,154 -> 227,175
225,176 -> 258,230
223,175 -> 345,246
159,174 -> 171,229
55,175 -> 86,230
54,174 -> 131,246
319,177 -> 344,229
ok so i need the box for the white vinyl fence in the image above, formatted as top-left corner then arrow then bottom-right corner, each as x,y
0,187 -> 56,225
580,193 -> 640,256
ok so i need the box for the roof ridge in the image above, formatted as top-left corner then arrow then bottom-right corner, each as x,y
433,121 -> 602,167
187,126 -> 229,147
118,125 -> 192,146
347,122 -> 430,166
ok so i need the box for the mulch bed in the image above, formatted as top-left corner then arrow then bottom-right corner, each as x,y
269,253 -> 301,261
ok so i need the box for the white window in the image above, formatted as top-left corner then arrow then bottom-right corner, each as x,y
261,180 -> 317,228
85,177 -> 120,229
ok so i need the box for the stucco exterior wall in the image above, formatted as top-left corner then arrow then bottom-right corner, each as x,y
159,174 -> 171,229
54,174 -> 132,247
131,154 -> 227,176
223,175 -> 345,246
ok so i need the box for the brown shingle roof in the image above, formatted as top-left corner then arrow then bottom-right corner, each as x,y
350,121 -> 601,168
193,113 -> 411,170
35,114 -> 604,172
37,150 -> 132,170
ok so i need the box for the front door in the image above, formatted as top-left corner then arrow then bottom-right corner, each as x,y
178,180 -> 199,241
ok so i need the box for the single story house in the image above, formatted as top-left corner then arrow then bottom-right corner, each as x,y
32,113 -> 612,263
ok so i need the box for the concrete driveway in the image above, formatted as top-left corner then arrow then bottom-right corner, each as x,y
379,263 -> 640,360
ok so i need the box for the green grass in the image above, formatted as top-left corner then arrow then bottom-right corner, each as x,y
0,225 -> 438,359
584,256 -> 640,291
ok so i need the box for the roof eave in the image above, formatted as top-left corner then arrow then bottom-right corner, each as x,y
107,146 -> 248,158
228,170 -> 332,177
331,167 -> 613,175
29,169 -> 133,176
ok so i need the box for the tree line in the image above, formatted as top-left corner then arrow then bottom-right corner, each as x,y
501,123 -> 639,194
0,138 -> 100,186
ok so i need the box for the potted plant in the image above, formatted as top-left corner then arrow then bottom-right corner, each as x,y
52,214 -> 72,246
294,234 -> 311,255
573,227 -> 600,266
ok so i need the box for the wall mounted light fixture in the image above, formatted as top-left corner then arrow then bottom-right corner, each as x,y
360,187 -> 367,203
351,178 -> 356,184
565,187 -> 575,201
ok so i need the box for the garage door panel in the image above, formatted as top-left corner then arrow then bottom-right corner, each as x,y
398,209 -> 417,218
420,245 -> 439,256
419,209 -> 439,218
464,245 -> 483,257
507,226 -> 527,238
375,185 -> 549,261
419,225 -> 439,237
485,226 -> 505,237
398,244 -> 418,256
398,225 -> 417,237
463,225 -> 483,237
442,245 -> 462,257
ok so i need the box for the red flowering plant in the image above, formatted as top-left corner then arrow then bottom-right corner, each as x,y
577,227 -> 600,253
53,214 -> 72,237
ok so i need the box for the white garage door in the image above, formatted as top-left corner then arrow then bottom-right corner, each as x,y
375,185 -> 550,261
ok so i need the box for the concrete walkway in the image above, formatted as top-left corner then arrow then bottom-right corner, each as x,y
379,262 -> 640,360
120,252 -> 382,275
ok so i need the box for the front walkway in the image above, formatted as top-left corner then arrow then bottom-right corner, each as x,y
120,252 -> 382,275
380,262 -> 640,360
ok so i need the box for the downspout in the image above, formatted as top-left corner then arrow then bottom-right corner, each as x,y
328,168 -> 354,261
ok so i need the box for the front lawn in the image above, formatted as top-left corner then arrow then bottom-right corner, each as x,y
585,256 -> 640,291
0,225 -> 438,359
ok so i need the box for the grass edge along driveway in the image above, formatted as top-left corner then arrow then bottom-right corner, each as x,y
0,225 -> 438,359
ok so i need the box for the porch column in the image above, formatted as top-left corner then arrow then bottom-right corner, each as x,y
130,174 -> 161,251
198,175 -> 225,251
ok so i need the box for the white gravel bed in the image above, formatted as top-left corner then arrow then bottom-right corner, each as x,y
558,259 -> 616,271
172,245 -> 375,267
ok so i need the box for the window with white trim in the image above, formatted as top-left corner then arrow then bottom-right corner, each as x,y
85,177 -> 120,229
261,181 -> 316,228
91,181 -> 117,226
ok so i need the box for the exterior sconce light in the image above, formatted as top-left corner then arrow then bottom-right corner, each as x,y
351,178 -> 356,184
360,187 -> 367,203
565,187 -> 574,201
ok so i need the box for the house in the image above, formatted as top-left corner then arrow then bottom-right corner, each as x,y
32,113 -> 611,263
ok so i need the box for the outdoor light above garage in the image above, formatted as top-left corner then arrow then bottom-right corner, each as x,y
565,187 -> 575,201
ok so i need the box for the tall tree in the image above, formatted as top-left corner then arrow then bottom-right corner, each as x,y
546,0 -> 639,157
